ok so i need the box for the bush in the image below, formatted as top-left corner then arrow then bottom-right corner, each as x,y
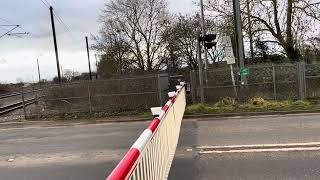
292,100 -> 311,106
185,104 -> 217,114
215,97 -> 236,107
249,97 -> 266,106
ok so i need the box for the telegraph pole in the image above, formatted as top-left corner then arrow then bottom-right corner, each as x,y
232,0 -> 247,84
200,0 -> 209,86
197,32 -> 205,103
86,36 -> 92,80
50,6 -> 61,83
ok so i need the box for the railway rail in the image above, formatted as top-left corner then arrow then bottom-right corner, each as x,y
0,92 -> 21,99
0,98 -> 36,116
0,89 -> 42,100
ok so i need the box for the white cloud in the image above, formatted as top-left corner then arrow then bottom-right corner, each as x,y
0,58 -> 7,64
0,0 -> 195,83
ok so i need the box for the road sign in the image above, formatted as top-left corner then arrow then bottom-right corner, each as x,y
225,46 -> 235,64
240,68 -> 250,76
221,36 -> 235,65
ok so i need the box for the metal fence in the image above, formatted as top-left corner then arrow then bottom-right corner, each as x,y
2,63 -> 320,121
0,74 -> 170,121
190,63 -> 320,103
106,83 -> 186,180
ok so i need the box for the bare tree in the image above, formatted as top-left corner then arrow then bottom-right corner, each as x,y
162,14 -> 202,70
98,0 -> 169,71
63,69 -> 80,82
92,20 -> 131,75
207,0 -> 320,62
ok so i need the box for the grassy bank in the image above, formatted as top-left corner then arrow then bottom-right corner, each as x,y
185,97 -> 320,115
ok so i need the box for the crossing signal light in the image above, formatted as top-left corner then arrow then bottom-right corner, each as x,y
199,34 -> 217,49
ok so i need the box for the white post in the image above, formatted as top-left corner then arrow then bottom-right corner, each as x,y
230,64 -> 238,98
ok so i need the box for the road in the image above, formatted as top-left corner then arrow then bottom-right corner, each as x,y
1,113 -> 320,179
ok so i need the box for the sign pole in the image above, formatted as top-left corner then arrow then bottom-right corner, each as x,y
197,33 -> 205,103
230,64 -> 238,99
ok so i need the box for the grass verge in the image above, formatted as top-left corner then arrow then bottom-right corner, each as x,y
185,97 -> 320,115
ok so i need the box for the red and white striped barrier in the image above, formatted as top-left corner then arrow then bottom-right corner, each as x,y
106,82 -> 186,180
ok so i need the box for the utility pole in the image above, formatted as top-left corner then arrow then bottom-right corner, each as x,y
246,0 -> 254,59
232,0 -> 247,84
36,58 -> 41,86
50,6 -> 61,83
86,36 -> 92,80
200,0 -> 209,86
197,32 -> 205,103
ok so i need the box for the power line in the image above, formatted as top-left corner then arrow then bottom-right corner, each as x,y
0,25 -> 19,39
40,0 -> 50,8
0,17 -> 30,37
52,12 -> 76,40
43,0 -> 51,6
38,0 -> 76,40
0,24 -> 19,37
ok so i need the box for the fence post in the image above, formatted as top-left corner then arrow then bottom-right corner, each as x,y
272,63 -> 277,100
230,64 -> 238,99
21,86 -> 27,120
87,81 -> 92,114
297,62 -> 306,100
189,70 -> 196,103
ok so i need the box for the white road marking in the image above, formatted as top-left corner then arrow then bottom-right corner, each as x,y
197,142 -> 320,149
199,147 -> 320,154
197,142 -> 320,154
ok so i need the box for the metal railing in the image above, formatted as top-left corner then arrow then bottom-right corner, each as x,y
106,82 -> 186,180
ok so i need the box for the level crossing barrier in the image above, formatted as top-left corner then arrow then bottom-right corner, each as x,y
106,82 -> 187,180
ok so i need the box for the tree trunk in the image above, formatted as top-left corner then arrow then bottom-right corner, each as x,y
285,45 -> 301,61
285,0 -> 301,61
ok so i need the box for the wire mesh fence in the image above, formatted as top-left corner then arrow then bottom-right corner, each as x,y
190,63 -> 320,103
0,75 -> 170,121
2,63 -> 320,121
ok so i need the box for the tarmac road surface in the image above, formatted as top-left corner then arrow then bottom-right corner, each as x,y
1,113 -> 320,179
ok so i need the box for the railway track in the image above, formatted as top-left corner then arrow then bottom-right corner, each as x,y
0,89 -> 41,100
0,98 -> 36,116
0,92 -> 21,99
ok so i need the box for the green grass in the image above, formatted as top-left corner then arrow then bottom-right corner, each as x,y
28,96 -> 320,121
185,97 -> 320,115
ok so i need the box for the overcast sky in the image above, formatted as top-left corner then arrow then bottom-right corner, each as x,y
0,0 -> 196,83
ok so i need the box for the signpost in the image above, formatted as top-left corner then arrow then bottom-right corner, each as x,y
222,36 -> 238,98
